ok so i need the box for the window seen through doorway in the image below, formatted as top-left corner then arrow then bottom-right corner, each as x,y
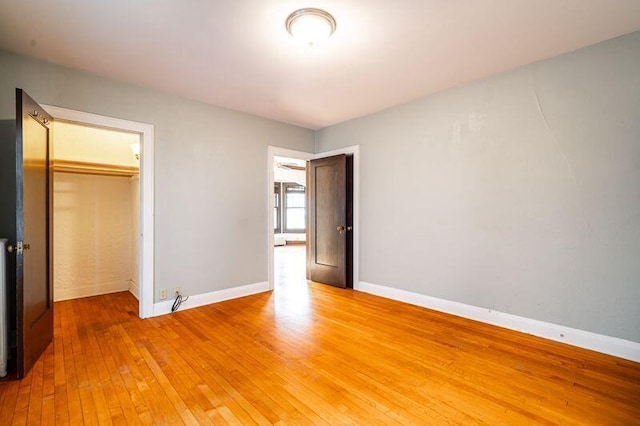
274,182 -> 306,233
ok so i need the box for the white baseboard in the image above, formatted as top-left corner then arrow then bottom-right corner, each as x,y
54,280 -> 130,302
358,281 -> 640,363
129,280 -> 140,300
152,281 -> 270,317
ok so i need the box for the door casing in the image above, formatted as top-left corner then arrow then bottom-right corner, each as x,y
266,145 -> 360,291
42,105 -> 156,319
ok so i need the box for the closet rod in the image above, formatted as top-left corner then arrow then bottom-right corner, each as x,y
52,160 -> 139,177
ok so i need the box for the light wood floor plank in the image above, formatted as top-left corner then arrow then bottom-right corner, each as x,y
0,257 -> 638,425
40,345 -> 55,425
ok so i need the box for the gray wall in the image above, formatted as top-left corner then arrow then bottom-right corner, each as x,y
0,50 -> 315,302
316,32 -> 640,342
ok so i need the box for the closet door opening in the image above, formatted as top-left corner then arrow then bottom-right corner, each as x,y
52,121 -> 141,306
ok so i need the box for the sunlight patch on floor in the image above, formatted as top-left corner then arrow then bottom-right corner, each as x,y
274,245 -> 312,323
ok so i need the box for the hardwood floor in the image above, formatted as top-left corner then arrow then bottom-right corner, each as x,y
1,247 -> 639,424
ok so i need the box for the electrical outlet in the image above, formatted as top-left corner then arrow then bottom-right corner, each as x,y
174,286 -> 181,295
159,288 -> 167,300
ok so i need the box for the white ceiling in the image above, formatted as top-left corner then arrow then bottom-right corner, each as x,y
1,1 -> 640,129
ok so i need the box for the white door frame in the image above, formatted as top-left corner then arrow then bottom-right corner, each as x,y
267,145 -> 360,291
42,105 -> 155,319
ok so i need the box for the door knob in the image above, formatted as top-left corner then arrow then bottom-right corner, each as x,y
6,244 -> 14,253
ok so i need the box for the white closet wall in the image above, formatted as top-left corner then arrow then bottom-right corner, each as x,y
54,174 -> 133,300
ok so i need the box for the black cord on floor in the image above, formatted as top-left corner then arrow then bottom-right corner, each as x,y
171,292 -> 189,313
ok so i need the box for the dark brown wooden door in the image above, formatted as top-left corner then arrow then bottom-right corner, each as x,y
307,154 -> 348,288
15,89 -> 53,378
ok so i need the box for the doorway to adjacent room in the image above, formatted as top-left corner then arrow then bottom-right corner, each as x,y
267,146 -> 360,292
273,156 -> 308,290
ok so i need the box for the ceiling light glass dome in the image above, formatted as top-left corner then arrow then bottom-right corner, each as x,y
286,9 -> 336,45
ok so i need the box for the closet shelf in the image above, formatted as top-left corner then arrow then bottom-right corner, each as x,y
52,160 -> 139,177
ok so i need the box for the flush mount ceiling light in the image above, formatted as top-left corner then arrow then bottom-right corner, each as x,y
286,8 -> 336,45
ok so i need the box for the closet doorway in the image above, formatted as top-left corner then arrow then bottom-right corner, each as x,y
43,105 -> 154,318
52,121 -> 141,303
